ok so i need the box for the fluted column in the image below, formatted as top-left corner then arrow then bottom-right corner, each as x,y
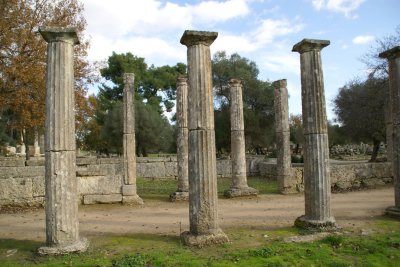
38,26 -> 88,255
224,79 -> 258,198
170,76 -> 189,201
292,39 -> 336,228
122,73 -> 143,205
379,46 -> 400,218
180,30 -> 228,247
33,129 -> 41,157
273,79 -> 293,194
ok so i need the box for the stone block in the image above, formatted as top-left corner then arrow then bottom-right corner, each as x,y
0,159 -> 25,167
83,194 -> 122,204
216,159 -> 231,177
32,176 -> 45,197
0,167 -> 18,179
0,177 -> 32,201
76,157 -> 98,166
165,161 -> 177,177
98,158 -> 122,164
137,162 -> 165,178
26,158 -> 45,166
78,175 -> 122,195
16,166 -> 45,177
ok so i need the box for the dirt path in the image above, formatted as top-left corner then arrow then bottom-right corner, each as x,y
0,187 -> 394,242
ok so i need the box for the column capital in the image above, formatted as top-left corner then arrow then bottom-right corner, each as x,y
292,39 -> 330,54
39,26 -> 79,45
273,79 -> 287,89
180,30 -> 218,47
228,78 -> 242,86
124,73 -> 135,86
379,46 -> 400,60
177,75 -> 188,85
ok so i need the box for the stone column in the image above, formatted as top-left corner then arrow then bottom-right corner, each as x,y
39,133 -> 45,154
122,73 -> 143,205
224,79 -> 258,198
180,30 -> 228,247
38,26 -> 88,255
385,85 -> 393,162
273,79 -> 293,194
33,129 -> 41,157
379,46 -> 400,218
170,75 -> 189,201
19,130 -> 26,156
292,39 -> 336,228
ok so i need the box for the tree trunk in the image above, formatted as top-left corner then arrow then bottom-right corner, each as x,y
369,139 -> 380,162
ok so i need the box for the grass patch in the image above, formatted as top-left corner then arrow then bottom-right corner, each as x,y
137,176 -> 278,201
2,218 -> 399,266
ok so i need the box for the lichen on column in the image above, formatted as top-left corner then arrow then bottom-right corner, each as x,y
273,79 -> 293,194
292,39 -> 336,229
170,75 -> 189,201
38,26 -> 88,255
224,78 -> 258,198
180,30 -> 229,247
379,46 -> 400,218
122,73 -> 143,205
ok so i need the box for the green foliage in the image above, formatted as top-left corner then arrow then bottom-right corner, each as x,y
322,234 -> 345,248
86,52 -> 185,155
249,247 -> 274,258
112,254 -> 148,267
212,51 -> 275,154
1,218 -> 400,266
333,77 -> 387,161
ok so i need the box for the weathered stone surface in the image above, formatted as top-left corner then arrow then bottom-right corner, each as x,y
76,157 -> 98,166
293,38 -> 335,228
274,79 -> 292,194
379,46 -> 400,213
181,29 -> 227,246
122,195 -> 144,205
0,177 -> 32,201
172,76 -> 189,197
165,161 -> 178,178
26,159 -> 45,166
32,176 -> 45,197
38,237 -> 89,256
227,79 -> 257,197
39,26 -> 86,254
83,194 -> 122,205
0,159 -> 25,167
181,228 -> 229,248
137,162 -> 166,178
169,191 -> 189,202
78,175 -> 122,195
217,159 -> 231,177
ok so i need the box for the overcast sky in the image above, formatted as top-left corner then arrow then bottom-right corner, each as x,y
82,0 -> 399,120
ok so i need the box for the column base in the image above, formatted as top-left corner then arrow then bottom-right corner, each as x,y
386,206 -> 400,218
224,186 -> 258,198
122,195 -> 144,205
294,215 -> 337,231
181,229 -> 229,248
38,237 -> 89,255
169,191 -> 189,202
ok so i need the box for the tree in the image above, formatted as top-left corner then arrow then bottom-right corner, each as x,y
0,0 -> 93,156
91,52 -> 185,156
361,25 -> 400,78
289,114 -> 303,154
333,78 -> 387,161
212,51 -> 275,154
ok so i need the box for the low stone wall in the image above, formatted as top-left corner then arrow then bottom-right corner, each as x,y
0,157 -> 393,206
259,161 -> 393,193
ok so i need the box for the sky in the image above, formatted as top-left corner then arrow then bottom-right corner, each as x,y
82,0 -> 399,121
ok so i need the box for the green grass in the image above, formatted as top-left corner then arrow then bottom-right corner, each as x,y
137,176 -> 278,201
1,218 -> 399,266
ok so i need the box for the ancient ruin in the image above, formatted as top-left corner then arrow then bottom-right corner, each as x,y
122,73 -> 143,205
379,46 -> 400,218
180,30 -> 229,247
170,76 -> 189,201
38,26 -> 88,255
292,39 -> 336,228
224,78 -> 258,198
273,79 -> 293,194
